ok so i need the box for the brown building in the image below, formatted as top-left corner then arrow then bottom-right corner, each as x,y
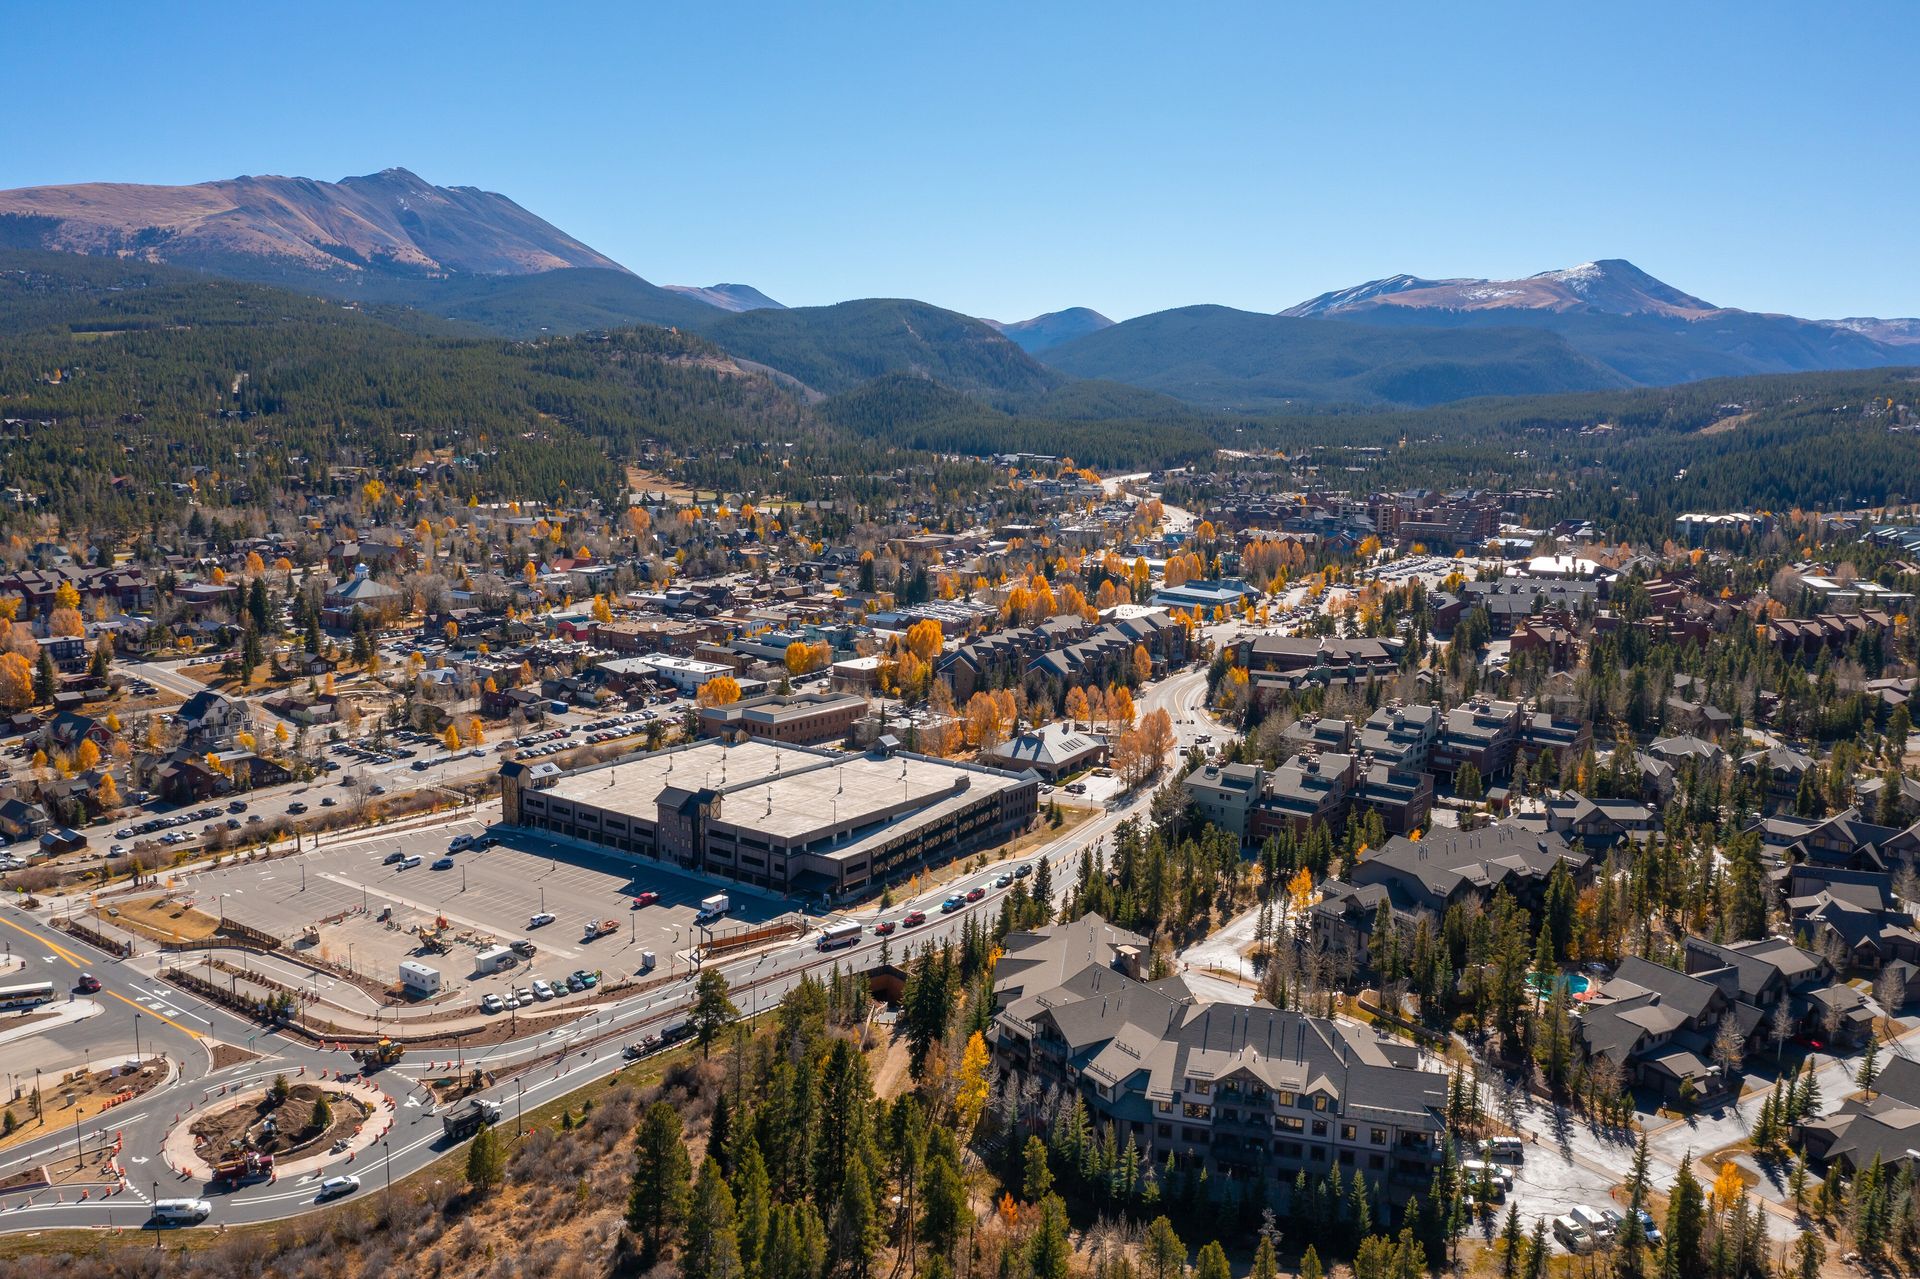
697,691 -> 868,746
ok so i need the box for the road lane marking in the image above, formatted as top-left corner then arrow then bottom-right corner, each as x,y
104,989 -> 202,1040
0,914 -> 84,967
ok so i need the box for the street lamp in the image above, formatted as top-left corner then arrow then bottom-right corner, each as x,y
133,1012 -> 141,1066
383,1136 -> 394,1220
516,1080 -> 525,1137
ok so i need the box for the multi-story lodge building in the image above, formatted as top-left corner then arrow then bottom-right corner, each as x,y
989,916 -> 1447,1197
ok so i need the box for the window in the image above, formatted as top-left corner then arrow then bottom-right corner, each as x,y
1371,1128 -> 1388,1145
1312,1120 -> 1327,1137
1279,1116 -> 1304,1133
1188,1079 -> 1210,1095
1278,1090 -> 1295,1107
1183,1103 -> 1212,1120
1157,1123 -> 1172,1138
1157,1101 -> 1172,1114
1314,1094 -> 1328,1112
1341,1124 -> 1356,1141
1369,1154 -> 1385,1171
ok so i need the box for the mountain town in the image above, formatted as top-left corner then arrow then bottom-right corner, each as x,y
3,8 -> 1920,1279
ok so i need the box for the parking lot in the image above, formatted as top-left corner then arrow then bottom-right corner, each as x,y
145,818 -> 785,1015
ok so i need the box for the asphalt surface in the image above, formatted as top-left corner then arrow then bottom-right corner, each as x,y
0,662 -> 1220,1234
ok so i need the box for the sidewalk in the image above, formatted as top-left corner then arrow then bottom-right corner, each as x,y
0,998 -> 103,1050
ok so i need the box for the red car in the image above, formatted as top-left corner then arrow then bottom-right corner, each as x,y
631,892 -> 659,908
965,887 -> 986,902
902,910 -> 927,927
75,974 -> 101,994
872,921 -> 896,936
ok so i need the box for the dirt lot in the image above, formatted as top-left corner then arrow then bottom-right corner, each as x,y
99,894 -> 223,943
190,1082 -> 368,1162
0,1057 -> 167,1154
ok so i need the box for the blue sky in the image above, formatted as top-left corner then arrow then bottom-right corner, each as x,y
5,2 -> 1915,321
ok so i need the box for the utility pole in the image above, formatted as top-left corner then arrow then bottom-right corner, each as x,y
382,1136 -> 393,1220
516,1080 -> 525,1137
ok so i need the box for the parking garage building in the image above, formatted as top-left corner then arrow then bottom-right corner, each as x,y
501,739 -> 1037,900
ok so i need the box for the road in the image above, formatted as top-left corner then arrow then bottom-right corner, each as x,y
0,661 -> 1220,1234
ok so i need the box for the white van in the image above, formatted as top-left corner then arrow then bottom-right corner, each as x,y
1482,1136 -> 1526,1163
152,1198 -> 212,1224
397,854 -> 422,870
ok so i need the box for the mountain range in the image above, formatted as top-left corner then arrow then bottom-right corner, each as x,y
1,168 -> 1914,410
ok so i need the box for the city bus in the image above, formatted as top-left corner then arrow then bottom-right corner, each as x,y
815,920 -> 863,951
0,981 -> 56,1012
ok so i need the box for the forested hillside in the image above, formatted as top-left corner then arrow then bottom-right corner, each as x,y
695,299 -> 1066,399
1042,305 -> 1630,407
3,250 -> 1916,538
0,252 -> 818,524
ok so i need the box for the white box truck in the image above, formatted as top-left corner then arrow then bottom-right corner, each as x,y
475,945 -> 517,975
697,893 -> 730,921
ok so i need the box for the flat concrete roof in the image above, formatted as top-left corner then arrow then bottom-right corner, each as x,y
542,739 -> 1027,851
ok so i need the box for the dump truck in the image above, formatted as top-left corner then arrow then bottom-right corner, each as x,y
352,1038 -> 402,1070
210,1151 -> 275,1186
441,1098 -> 501,1141
582,918 -> 618,942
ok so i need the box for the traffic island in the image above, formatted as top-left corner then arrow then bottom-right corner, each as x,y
166,1076 -> 388,1182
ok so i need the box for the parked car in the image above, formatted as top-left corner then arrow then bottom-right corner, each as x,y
431,857 -> 455,870
480,993 -> 505,1014
384,851 -> 407,864
528,912 -> 555,928
532,980 -> 554,1001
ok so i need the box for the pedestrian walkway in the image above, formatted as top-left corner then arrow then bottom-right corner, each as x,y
0,997 -> 102,1049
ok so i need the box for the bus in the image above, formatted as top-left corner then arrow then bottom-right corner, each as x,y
816,920 -> 862,951
0,981 -> 56,1012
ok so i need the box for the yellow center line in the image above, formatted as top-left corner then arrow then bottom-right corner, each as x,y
0,913 -> 85,968
104,989 -> 203,1041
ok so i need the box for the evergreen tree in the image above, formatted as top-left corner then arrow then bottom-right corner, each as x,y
1030,1195 -> 1074,1279
1299,1245 -> 1325,1279
1858,1033 -> 1882,1096
684,1157 -> 745,1279
1194,1240 -> 1232,1279
730,1136 -> 772,1279
629,1101 -> 693,1265
1251,1235 -> 1280,1279
692,968 -> 739,1058
1499,1203 -> 1526,1279
1144,1215 -> 1186,1279
828,1150 -> 879,1279
1524,1218 -> 1549,1279
464,1122 -> 506,1192
1023,1134 -> 1054,1201
919,1140 -> 970,1261
1662,1156 -> 1705,1279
